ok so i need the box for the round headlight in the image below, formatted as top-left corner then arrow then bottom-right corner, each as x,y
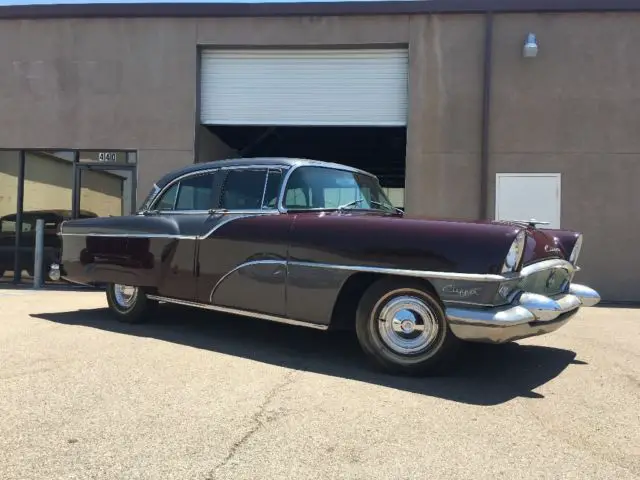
502,230 -> 526,273
569,234 -> 583,265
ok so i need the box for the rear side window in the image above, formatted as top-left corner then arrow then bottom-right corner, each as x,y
155,183 -> 179,211
175,174 -> 216,210
153,172 -> 217,211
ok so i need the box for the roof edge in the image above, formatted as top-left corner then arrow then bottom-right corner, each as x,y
0,0 -> 637,20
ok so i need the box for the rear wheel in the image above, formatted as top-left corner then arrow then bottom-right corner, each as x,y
106,283 -> 156,324
355,278 -> 460,376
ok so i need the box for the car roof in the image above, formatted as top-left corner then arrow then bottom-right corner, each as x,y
154,157 -> 374,189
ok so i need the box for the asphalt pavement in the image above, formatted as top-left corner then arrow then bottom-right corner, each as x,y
1,289 -> 638,480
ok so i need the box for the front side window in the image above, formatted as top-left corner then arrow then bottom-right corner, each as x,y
220,169 -> 269,211
282,166 -> 395,212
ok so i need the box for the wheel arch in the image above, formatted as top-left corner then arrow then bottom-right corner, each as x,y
329,272 -> 441,331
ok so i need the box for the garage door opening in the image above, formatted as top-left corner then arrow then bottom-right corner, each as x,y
197,47 -> 409,209
199,125 -> 407,208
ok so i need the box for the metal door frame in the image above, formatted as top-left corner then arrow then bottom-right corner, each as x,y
74,163 -> 138,218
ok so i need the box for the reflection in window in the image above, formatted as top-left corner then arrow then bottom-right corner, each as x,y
0,220 -> 16,233
155,183 -> 179,211
220,169 -> 268,210
283,166 -> 394,211
286,188 -> 312,208
323,187 -> 372,209
175,173 -> 215,210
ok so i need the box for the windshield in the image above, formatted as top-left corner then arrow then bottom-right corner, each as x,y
282,166 -> 396,213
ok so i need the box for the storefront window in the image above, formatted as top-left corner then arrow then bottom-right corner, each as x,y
20,150 -> 74,282
0,150 -> 21,282
1,149 -> 137,284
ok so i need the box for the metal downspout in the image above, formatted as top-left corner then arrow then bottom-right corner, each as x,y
480,10 -> 494,220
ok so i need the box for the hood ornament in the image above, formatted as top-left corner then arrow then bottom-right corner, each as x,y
518,218 -> 551,228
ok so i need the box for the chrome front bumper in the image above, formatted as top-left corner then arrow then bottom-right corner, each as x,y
446,283 -> 601,344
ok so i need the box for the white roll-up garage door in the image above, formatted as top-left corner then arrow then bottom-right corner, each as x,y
200,48 -> 408,126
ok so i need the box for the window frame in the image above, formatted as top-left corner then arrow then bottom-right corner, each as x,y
217,166 -> 287,213
145,163 -> 291,215
174,172 -> 220,212
278,164 -> 394,213
150,170 -> 219,214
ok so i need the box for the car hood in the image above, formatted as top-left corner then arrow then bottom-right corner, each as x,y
324,210 -> 573,266
400,214 -> 572,266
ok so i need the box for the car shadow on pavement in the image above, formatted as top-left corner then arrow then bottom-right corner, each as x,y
31,304 -> 586,407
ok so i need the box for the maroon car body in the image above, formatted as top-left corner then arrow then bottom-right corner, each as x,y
53,158 -> 600,375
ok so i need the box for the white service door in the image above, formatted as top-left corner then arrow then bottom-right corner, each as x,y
200,48 -> 408,126
495,173 -> 561,229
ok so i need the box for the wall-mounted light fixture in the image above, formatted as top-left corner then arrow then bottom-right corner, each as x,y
523,33 -> 538,58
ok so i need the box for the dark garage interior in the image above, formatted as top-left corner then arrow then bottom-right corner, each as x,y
205,125 -> 408,190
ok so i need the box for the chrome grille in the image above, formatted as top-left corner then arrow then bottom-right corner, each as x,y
519,267 -> 571,297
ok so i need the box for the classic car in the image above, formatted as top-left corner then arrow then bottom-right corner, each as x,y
51,158 -> 601,375
0,209 -> 97,280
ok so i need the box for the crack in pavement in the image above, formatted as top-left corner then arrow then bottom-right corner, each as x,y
204,369 -> 300,480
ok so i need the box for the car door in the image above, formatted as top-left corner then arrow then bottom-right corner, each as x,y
149,169 -> 221,301
195,166 -> 293,318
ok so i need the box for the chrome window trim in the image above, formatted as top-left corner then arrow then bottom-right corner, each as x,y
146,294 -> 328,331
147,163 -> 291,214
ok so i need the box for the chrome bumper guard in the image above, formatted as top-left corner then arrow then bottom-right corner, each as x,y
446,283 -> 601,344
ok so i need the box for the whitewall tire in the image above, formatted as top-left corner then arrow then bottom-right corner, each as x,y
355,278 -> 460,375
106,283 -> 156,324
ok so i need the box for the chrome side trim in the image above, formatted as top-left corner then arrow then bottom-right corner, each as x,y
60,233 -> 196,239
209,259 -> 286,303
60,212 -> 276,240
199,212 -> 278,239
146,294 -> 328,331
288,260 -> 511,283
60,232 -> 190,239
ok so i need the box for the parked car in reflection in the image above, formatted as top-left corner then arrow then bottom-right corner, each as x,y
0,209 -> 97,280
52,158 -> 600,375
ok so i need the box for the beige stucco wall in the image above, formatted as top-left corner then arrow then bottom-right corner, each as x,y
404,14 -> 485,219
488,12 -> 640,301
0,12 -> 637,300
0,151 -> 123,219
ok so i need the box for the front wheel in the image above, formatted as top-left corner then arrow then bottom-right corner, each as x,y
355,278 -> 460,376
105,283 -> 156,324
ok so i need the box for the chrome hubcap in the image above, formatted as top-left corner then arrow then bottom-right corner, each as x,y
113,284 -> 138,309
377,295 -> 440,355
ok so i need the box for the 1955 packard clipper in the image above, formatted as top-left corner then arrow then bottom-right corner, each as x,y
51,158 -> 601,375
